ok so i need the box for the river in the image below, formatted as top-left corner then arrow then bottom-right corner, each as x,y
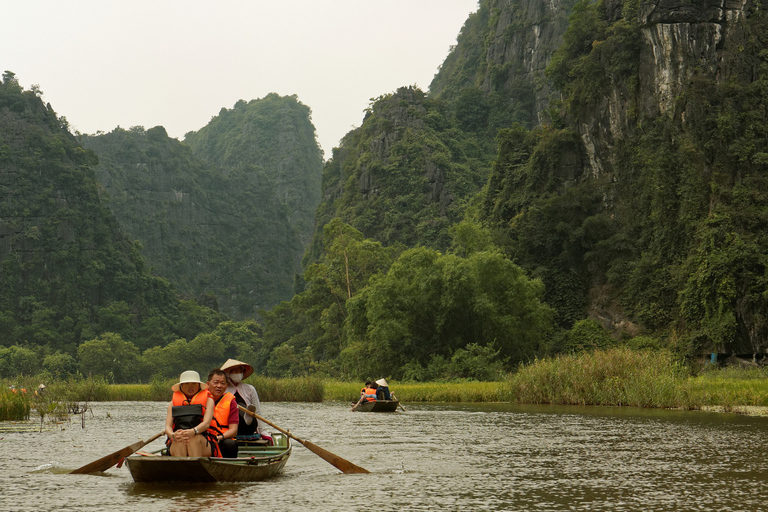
2,401 -> 768,511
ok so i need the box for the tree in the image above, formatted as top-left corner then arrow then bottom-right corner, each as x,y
345,247 -> 554,378
77,333 -> 141,383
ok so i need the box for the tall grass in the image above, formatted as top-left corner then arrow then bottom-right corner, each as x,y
6,357 -> 768,411
504,347 -> 689,408
8,375 -> 326,403
0,387 -> 30,420
250,376 -> 324,402
682,366 -> 768,408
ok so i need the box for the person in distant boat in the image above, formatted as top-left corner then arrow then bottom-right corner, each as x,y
362,381 -> 378,402
220,359 -> 272,445
375,378 -> 392,401
165,370 -> 216,457
207,368 -> 239,458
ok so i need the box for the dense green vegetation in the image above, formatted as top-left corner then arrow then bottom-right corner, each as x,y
479,0 -> 768,357
81,93 -> 322,319
4,0 -> 768,394
0,72 -> 226,374
307,86 -> 494,264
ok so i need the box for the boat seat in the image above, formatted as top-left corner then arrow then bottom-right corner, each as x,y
236,434 -> 269,446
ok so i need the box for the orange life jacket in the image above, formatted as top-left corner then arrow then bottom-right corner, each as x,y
363,387 -> 378,402
172,389 -> 208,409
170,390 -> 222,458
209,392 -> 236,437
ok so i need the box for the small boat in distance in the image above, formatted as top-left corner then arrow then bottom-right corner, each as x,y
353,399 -> 400,413
125,433 -> 291,483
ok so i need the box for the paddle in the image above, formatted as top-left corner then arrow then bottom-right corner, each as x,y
70,430 -> 165,474
350,396 -> 364,412
392,393 -> 407,412
238,405 -> 369,474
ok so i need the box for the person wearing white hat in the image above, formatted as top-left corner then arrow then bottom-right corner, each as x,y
165,370 -> 216,457
220,359 -> 272,444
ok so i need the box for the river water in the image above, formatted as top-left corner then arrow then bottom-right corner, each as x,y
2,401 -> 768,511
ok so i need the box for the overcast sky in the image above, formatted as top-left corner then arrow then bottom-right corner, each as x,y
4,1 -> 478,158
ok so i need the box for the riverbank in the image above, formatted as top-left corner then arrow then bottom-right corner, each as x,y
4,348 -> 768,420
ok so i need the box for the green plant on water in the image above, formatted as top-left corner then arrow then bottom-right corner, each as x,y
0,387 -> 30,421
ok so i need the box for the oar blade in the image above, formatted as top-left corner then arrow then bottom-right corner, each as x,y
237,405 -> 370,474
70,431 -> 164,474
300,439 -> 370,474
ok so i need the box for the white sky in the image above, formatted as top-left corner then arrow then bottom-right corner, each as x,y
3,1 -> 478,158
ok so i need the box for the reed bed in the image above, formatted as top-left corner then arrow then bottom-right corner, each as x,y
0,387 -> 30,421
682,367 -> 768,408
504,347 -> 689,408
6,356 -> 768,412
19,376 -> 326,403
249,376 -> 324,402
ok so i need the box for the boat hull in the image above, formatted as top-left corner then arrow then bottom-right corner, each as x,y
125,433 -> 291,483
354,400 -> 400,412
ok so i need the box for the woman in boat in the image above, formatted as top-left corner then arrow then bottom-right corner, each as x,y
221,359 -> 272,444
165,370 -> 217,457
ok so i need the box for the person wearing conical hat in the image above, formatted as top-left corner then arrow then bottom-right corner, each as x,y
375,378 -> 392,400
220,359 -> 272,444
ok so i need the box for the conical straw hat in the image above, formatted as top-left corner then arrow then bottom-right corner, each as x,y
220,358 -> 254,378
375,378 -> 388,387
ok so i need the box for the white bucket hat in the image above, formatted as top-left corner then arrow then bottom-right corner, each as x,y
375,378 -> 388,387
172,370 -> 208,392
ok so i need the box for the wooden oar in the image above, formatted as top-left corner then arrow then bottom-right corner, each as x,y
392,393 -> 407,412
350,396 -> 364,412
238,405 -> 369,474
70,430 -> 165,474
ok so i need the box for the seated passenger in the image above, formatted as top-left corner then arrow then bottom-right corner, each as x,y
363,382 -> 378,402
165,370 -> 216,457
207,369 -> 239,458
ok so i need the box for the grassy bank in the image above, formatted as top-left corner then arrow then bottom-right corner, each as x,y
4,349 -> 768,415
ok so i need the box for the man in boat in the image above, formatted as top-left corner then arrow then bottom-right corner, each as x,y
165,370 -> 217,457
207,369 -> 239,458
221,359 -> 273,444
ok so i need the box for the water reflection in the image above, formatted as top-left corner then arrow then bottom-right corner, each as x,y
3,401 -> 768,511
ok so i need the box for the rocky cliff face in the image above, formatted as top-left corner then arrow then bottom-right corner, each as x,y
307,86 -> 492,263
580,0 -> 751,177
431,0 -> 576,127
437,0 -> 768,354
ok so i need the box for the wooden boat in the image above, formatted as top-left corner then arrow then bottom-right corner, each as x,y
125,432 -> 291,483
354,399 -> 400,412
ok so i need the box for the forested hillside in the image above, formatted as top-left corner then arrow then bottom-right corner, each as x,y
0,72 -> 226,379
82,94 -> 322,319
4,0 -> 768,383
283,0 -> 768,378
479,0 -> 768,357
